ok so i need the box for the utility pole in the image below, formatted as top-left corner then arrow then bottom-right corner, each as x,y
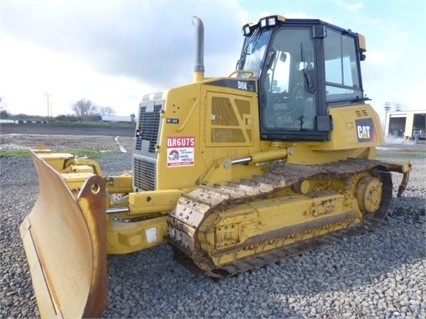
384,102 -> 391,136
45,93 -> 51,117
395,103 -> 403,112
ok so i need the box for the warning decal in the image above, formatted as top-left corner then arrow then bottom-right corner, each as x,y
167,136 -> 195,167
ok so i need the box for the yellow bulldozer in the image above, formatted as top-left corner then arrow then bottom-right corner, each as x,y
20,15 -> 411,318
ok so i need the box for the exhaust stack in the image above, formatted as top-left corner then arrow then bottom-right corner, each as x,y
192,16 -> 205,82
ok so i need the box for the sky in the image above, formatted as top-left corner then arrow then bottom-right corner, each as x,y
0,0 -> 425,121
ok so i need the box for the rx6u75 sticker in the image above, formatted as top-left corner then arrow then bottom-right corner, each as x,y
167,136 -> 195,167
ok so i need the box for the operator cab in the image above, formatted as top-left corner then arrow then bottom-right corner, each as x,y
237,15 -> 367,141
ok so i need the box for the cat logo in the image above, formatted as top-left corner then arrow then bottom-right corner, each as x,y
355,118 -> 375,142
357,125 -> 371,139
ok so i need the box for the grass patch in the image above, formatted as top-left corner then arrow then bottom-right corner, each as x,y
0,149 -> 30,158
0,149 -> 112,158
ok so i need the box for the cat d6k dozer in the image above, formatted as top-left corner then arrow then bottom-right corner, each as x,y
20,15 -> 411,318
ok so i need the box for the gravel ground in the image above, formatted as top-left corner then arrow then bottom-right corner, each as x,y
0,135 -> 425,319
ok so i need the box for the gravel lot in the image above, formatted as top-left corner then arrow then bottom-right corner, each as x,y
0,134 -> 425,319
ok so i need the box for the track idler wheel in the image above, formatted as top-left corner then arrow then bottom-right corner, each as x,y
355,176 -> 382,213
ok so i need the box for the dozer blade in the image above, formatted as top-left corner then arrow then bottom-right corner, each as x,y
20,151 -> 107,318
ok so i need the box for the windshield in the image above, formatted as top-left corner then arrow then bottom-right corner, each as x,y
238,29 -> 272,78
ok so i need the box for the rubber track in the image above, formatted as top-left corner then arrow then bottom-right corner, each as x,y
168,159 -> 393,279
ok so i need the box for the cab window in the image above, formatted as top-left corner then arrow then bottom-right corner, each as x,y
261,27 -> 317,131
324,29 -> 362,102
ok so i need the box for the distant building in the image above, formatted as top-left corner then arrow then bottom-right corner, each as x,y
101,115 -> 134,123
384,109 -> 426,140
0,119 -> 17,124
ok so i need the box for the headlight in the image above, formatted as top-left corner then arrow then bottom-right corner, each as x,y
259,15 -> 286,28
242,24 -> 252,36
268,17 -> 277,26
242,15 -> 285,36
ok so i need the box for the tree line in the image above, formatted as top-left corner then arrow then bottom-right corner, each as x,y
71,99 -> 116,120
0,97 -> 132,121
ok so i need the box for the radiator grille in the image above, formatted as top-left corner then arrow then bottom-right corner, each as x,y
133,157 -> 156,191
133,100 -> 163,191
135,104 -> 162,153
